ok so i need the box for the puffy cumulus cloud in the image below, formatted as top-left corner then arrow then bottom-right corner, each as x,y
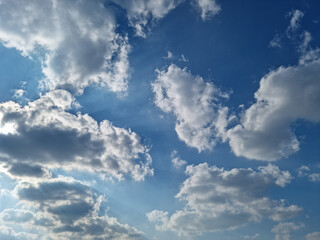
152,64 -> 229,152
0,177 -> 143,240
147,163 -> 301,236
227,57 -> 320,161
112,0 -> 183,37
0,0 -> 130,94
272,222 -> 303,240
195,0 -> 221,21
0,90 -> 153,181
306,232 -> 320,240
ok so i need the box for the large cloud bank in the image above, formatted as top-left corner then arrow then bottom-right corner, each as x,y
147,163 -> 301,236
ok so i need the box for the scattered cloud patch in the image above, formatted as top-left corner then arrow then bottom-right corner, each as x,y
12,89 -> 25,99
195,0 -> 221,21
148,163 -> 301,236
0,177 -> 144,239
287,10 -> 304,33
165,51 -> 173,59
152,64 -> 229,151
299,48 -> 320,65
112,0 -> 221,37
272,222 -> 304,240
179,54 -> 188,62
299,31 -> 312,53
112,0 -> 183,37
171,150 -> 187,168
270,34 -> 282,48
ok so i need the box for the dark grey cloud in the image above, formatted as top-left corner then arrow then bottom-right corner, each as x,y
0,178 -> 144,239
48,201 -> 93,224
17,181 -> 91,203
0,90 -> 153,181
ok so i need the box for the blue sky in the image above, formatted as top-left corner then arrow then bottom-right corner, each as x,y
0,0 -> 319,239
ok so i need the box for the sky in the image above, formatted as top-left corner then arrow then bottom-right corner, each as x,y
0,0 -> 319,239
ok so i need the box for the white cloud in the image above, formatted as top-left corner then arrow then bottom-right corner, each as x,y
112,0 -> 183,37
305,232 -> 320,240
112,0 -> 220,37
298,165 -> 311,177
165,51 -> 173,59
287,10 -> 304,32
12,89 -> 25,99
0,177 -> 144,240
298,165 -> 320,183
298,165 -> 320,182
195,0 -> 221,21
227,56 -> 320,161
270,34 -> 282,48
244,233 -> 260,239
308,173 -> 320,182
147,163 -> 301,236
0,0 -> 130,95
171,150 -> 187,168
152,64 -> 229,152
299,31 -> 312,53
272,222 -> 303,240
180,54 -> 188,62
0,90 -> 153,181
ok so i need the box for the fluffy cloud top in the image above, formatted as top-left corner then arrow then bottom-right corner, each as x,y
112,0 -> 220,37
0,0 -> 130,94
287,10 -> 304,32
152,64 -> 229,151
0,177 -> 143,240
227,57 -> 320,161
0,90 -> 153,181
147,163 -> 300,236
